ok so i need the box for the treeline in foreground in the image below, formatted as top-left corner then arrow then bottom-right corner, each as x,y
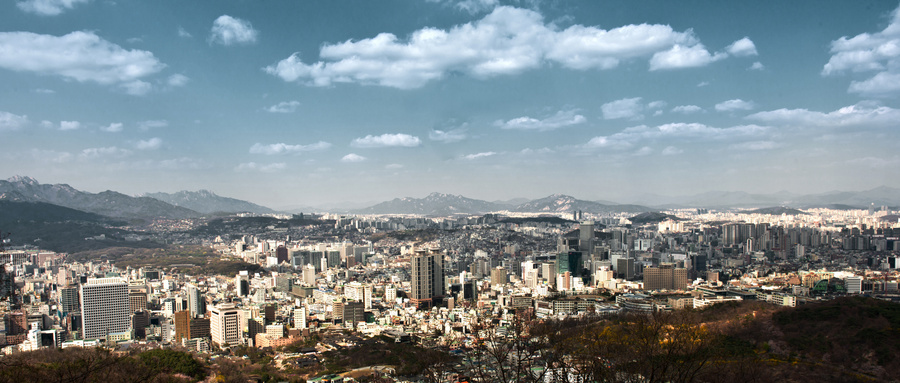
1,297 -> 899,382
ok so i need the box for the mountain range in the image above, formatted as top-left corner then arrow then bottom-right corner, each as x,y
141,190 -> 274,215
1,176 -> 898,221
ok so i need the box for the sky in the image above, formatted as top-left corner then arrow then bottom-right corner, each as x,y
2,0 -> 899,209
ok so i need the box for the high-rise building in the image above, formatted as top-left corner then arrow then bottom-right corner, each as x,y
579,222 -> 594,254
293,307 -> 307,329
174,310 -> 191,341
490,267 -> 507,286
642,264 -> 687,291
410,248 -> 445,309
302,264 -> 316,286
185,283 -> 204,318
210,303 -> 241,347
80,277 -> 129,340
129,291 -> 148,313
60,286 -> 80,314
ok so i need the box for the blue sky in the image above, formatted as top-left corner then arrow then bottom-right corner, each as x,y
2,0 -> 899,208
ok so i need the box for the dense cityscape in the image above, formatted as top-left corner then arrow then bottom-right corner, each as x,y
3,0 -> 900,381
2,175 -> 900,381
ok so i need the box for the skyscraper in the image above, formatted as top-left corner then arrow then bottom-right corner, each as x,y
185,283 -> 204,318
210,303 -> 241,347
410,248 -> 445,309
642,264 -> 687,291
80,277 -> 129,340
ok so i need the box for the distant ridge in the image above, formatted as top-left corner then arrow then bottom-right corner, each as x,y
142,190 -> 275,215
353,192 -> 509,216
0,176 -> 199,220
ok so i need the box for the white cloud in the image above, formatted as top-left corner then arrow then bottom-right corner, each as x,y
59,120 -> 80,130
341,153 -> 367,163
729,141 -> 779,151
697,81 -> 710,87
351,133 -> 421,148
121,80 -> 152,95
385,163 -> 404,169
0,31 -> 164,93
748,102 -> 900,129
30,149 -> 72,163
822,5 -> 900,96
848,71 -> 900,96
136,137 -> 162,150
249,141 -> 331,155
671,105 -> 702,114
647,100 -> 667,109
167,74 -> 189,87
266,6 -> 739,89
80,146 -> 130,159
34,88 -> 55,94
462,151 -> 496,160
585,122 -> 769,150
266,101 -> 301,113
138,120 -> 168,130
0,111 -> 28,131
601,97 -> 644,120
662,146 -> 683,155
429,129 -> 467,143
749,61 -> 765,71
235,162 -> 286,173
726,37 -> 758,57
209,15 -> 258,46
495,109 -> 585,131
650,43 -> 727,70
101,122 -> 123,132
177,27 -> 192,38
846,156 -> 900,169
16,0 -> 90,16
456,0 -> 498,14
634,146 -> 653,156
715,99 -> 755,112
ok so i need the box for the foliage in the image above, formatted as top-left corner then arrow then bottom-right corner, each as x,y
137,349 -> 206,380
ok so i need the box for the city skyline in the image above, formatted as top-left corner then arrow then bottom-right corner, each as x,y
2,0 -> 899,207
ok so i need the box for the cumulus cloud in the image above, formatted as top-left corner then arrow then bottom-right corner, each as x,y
495,109 -> 585,131
177,27 -> 192,38
602,97 -> 644,120
456,0 -> 498,14
30,149 -> 72,163
209,15 -> 258,46
235,162 -> 286,173
0,31 -> 164,94
59,120 -> 81,130
634,146 -> 653,156
726,37 -> 758,57
662,146 -> 683,155
585,122 -> 769,150
80,146 -> 130,159
462,151 -> 496,160
136,137 -> 162,150
650,43 -> 728,70
138,120 -> 168,131
749,61 -> 765,71
265,6 -> 744,89
101,122 -> 123,132
167,74 -> 189,87
729,141 -> 779,151
249,141 -> 331,155
351,133 -> 421,148
429,128 -> 467,143
0,111 -> 28,131
16,0 -> 90,16
748,102 -> 900,129
266,100 -> 301,113
822,5 -> 900,96
341,153 -> 367,163
671,105 -> 702,114
715,99 -> 755,112
848,71 -> 900,96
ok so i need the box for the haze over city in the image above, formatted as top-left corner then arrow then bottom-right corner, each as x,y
2,0 -> 899,208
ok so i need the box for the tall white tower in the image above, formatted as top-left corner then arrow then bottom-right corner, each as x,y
80,277 -> 128,340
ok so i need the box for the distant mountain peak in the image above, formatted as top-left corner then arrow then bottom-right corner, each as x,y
7,175 -> 39,185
